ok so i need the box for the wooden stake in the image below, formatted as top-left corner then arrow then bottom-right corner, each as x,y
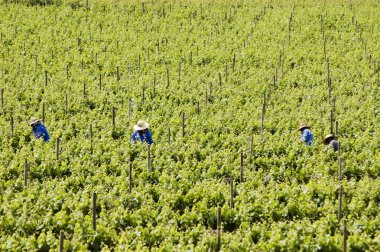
335,120 -> 338,136
218,72 -> 222,86
232,54 -> 236,72
59,230 -> 64,252
66,64 -> 69,80
250,135 -> 253,160
1,88 -> 3,111
217,207 -> 221,251
147,144 -> 151,171
65,93 -> 68,114
35,55 -> 38,72
99,73 -> 102,90
92,192 -> 97,230
261,103 -> 265,137
83,81 -> 86,97
230,178 -> 234,209
330,110 -> 333,134
239,151 -> 244,182
56,138 -> 60,160
129,162 -> 133,194
168,128 -> 171,144
338,157 -> 342,181
24,159 -> 28,187
338,184 -> 343,221
90,124 -> 93,154
343,219 -> 348,252
112,107 -> 116,128
44,70 -> 48,86
138,54 -> 141,70
117,66 -> 120,82
166,69 -> 170,88
182,112 -> 185,137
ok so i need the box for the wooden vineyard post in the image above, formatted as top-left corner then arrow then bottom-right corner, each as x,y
66,64 -> 69,79
217,207 -> 221,251
59,230 -> 64,252
182,112 -> 185,137
338,184 -> 343,222
117,66 -> 120,82
338,157 -> 342,181
65,94 -> 68,115
24,159 -> 28,187
218,72 -> 222,86
56,138 -> 60,160
240,152 -> 244,183
232,54 -> 236,72
343,220 -> 348,252
129,162 -> 133,194
138,54 -> 141,70
230,178 -> 234,209
196,101 -> 200,115
92,192 -> 97,230
112,107 -> 116,128
168,128 -> 171,144
99,73 -> 102,90
166,69 -> 170,88
83,81 -> 86,97
330,110 -> 333,134
250,135 -> 253,160
147,144 -> 152,171
35,55 -> 38,72
1,88 -> 3,111
90,124 -> 93,154
10,114 -> 14,137
44,70 -> 48,86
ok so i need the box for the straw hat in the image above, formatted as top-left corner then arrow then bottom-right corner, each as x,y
323,134 -> 335,145
29,117 -> 41,126
298,123 -> 310,131
133,120 -> 149,131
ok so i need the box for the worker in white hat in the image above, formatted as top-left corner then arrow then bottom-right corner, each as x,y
131,120 -> 153,145
29,117 -> 50,142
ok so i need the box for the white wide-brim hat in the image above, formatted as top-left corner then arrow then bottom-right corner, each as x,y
133,120 -> 149,131
29,117 -> 41,126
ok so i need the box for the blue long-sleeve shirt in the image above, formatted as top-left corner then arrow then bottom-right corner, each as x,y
131,130 -> 153,145
33,123 -> 50,142
300,128 -> 313,146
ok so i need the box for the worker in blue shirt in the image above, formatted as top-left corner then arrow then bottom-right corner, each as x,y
131,120 -> 153,145
29,117 -> 50,142
298,123 -> 313,146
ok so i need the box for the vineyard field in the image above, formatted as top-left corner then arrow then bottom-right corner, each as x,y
0,0 -> 380,251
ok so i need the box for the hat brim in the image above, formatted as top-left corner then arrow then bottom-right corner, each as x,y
298,126 -> 310,131
323,136 -> 335,145
29,120 -> 41,126
133,123 -> 149,131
